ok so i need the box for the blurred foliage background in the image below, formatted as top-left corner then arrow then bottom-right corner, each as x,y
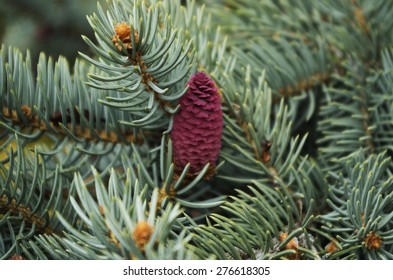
0,0 -> 100,64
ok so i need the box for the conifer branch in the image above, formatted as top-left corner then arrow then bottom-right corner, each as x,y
320,152 -> 393,259
213,64 -> 325,220
2,0 -> 393,260
2,106 -> 144,144
0,194 -> 54,235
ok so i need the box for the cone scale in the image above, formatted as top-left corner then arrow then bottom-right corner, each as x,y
171,72 -> 223,176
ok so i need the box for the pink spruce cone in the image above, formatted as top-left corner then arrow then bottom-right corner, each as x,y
171,72 -> 223,175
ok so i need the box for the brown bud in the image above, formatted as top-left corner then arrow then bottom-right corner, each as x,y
112,22 -> 139,52
364,231 -> 382,250
9,255 -> 24,260
132,221 -> 154,251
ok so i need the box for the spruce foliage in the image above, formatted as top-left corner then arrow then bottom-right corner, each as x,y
1,0 -> 393,260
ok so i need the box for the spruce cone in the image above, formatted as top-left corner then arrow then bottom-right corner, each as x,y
171,72 -> 223,176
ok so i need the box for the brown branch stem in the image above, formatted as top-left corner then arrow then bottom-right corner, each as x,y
2,106 -> 144,144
